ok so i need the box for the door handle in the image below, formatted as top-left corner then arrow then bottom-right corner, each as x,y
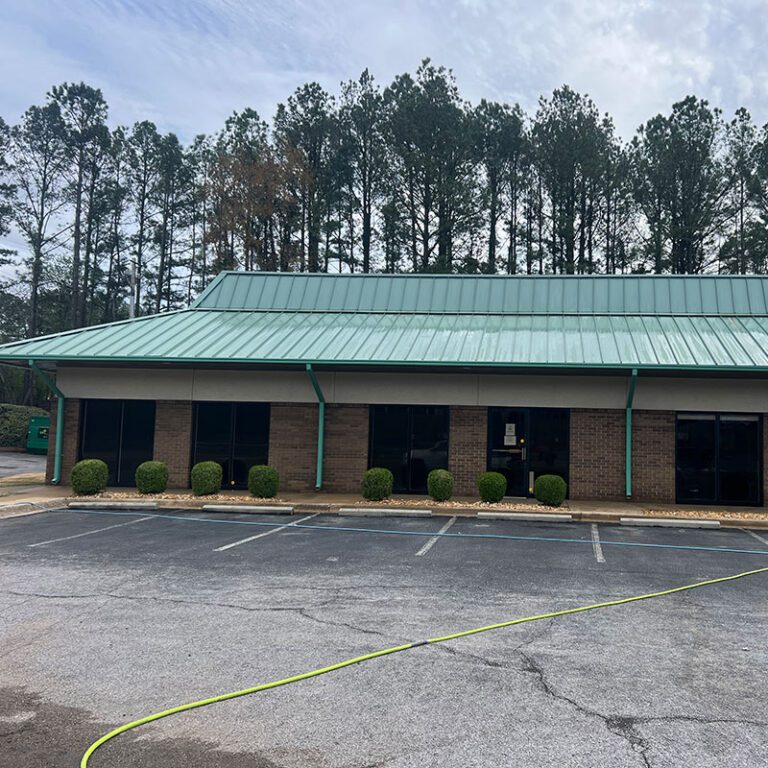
522,447 -> 527,461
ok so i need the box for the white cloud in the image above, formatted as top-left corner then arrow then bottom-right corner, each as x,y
0,0 -> 767,141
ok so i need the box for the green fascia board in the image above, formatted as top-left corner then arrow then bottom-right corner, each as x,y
191,271 -> 768,315
3,309 -> 768,371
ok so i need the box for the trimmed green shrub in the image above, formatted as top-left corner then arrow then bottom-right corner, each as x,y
191,461 -> 223,496
0,403 -> 48,448
71,459 -> 109,495
248,465 -> 279,498
362,467 -> 394,501
478,471 -> 507,503
135,461 -> 168,494
534,474 -> 567,507
427,469 -> 453,502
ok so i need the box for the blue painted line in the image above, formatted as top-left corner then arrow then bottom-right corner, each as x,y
32,507 -> 768,558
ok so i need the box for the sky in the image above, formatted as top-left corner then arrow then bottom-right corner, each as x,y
2,0 -> 768,144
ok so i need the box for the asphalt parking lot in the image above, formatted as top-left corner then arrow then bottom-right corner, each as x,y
0,451 -> 46,479
1,509 -> 767,768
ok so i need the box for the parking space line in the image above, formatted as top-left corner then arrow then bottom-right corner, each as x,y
27,516 -> 153,548
742,528 -> 768,547
213,514 -> 319,552
591,523 -> 605,563
415,516 -> 457,557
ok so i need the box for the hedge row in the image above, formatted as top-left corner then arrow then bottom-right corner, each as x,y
70,459 -> 282,498
362,467 -> 567,506
0,403 -> 48,449
70,458 -> 566,507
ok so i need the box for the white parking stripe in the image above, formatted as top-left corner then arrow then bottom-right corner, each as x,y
742,528 -> 768,547
591,523 -> 605,563
213,514 -> 319,552
415,516 -> 457,557
27,516 -> 152,548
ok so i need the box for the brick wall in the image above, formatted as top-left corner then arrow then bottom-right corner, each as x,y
323,404 -> 369,493
449,406 -> 487,497
569,409 -> 626,500
269,403 -> 318,492
632,410 -> 675,503
570,408 -> 677,503
153,400 -> 193,488
46,398 -> 80,485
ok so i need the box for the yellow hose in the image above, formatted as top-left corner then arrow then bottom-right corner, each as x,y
81,565 -> 768,767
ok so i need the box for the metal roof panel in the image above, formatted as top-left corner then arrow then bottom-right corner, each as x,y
190,272 -> 768,315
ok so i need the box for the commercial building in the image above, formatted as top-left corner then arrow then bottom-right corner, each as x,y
1,271 -> 767,506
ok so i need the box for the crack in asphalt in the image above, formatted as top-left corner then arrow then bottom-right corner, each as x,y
518,649 -> 655,767
517,649 -> 768,768
1,588 -> 396,642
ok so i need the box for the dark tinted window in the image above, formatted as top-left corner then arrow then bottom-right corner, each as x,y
80,400 -> 155,486
676,415 -> 717,503
193,403 -> 270,488
369,405 -> 449,493
676,413 -> 761,505
719,415 -> 760,505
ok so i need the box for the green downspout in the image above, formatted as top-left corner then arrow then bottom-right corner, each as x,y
625,368 -> 638,498
306,363 -> 325,489
29,361 -> 64,485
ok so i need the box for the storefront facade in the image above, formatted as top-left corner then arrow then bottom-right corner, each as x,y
3,272 -> 768,505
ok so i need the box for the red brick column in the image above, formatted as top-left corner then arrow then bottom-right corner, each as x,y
269,404 -> 318,492
46,398 -> 80,485
449,406 -> 487,497
569,409 -> 625,500
323,404 -> 369,493
153,401 -> 193,488
632,410 -> 675,503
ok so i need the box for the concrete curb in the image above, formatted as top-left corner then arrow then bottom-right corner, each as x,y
338,507 -> 432,518
15,496 -> 762,530
620,517 -> 721,529
202,504 -> 294,514
478,511 -> 573,522
68,501 -> 159,511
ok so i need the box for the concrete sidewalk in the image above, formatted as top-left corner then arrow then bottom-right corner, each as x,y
2,485 -> 767,528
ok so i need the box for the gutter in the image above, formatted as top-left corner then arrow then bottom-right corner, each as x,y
29,360 -> 65,485
305,363 -> 325,489
625,368 -> 638,498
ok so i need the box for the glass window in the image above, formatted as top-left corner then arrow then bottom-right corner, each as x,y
676,413 -> 761,505
119,401 -> 156,485
369,405 -> 449,493
79,400 -> 155,487
193,403 -> 270,488
369,406 -> 410,492
719,415 -> 760,505
676,415 -> 717,503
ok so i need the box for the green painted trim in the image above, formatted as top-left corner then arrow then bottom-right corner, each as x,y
305,363 -> 325,489
29,361 -> 64,485
625,368 -> 638,498
4,355 -> 768,374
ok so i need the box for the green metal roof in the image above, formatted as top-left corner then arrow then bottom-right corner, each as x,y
193,271 -> 768,315
4,272 -> 768,371
4,304 -> 768,370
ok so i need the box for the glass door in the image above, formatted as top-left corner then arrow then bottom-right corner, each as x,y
487,408 -> 529,496
487,407 -> 570,497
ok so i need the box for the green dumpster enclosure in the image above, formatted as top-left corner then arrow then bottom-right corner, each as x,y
26,415 -> 50,455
